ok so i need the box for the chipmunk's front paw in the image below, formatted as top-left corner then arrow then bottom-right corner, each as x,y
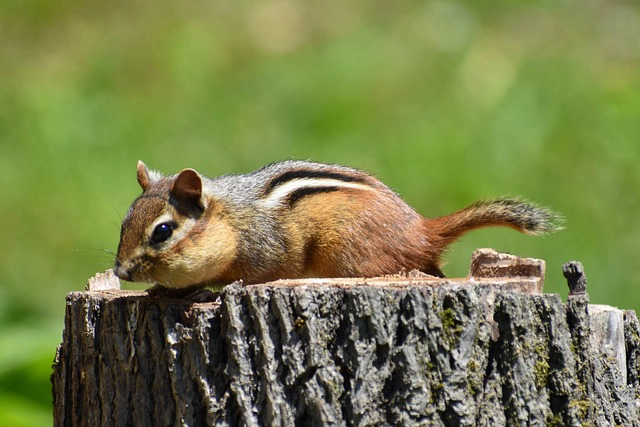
145,283 -> 219,302
184,289 -> 220,303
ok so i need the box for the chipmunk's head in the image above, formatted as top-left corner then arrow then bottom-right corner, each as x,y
113,161 -> 238,288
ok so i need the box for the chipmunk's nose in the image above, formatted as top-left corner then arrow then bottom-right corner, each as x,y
113,260 -> 132,281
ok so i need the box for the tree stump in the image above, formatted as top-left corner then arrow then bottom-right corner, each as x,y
52,250 -> 640,426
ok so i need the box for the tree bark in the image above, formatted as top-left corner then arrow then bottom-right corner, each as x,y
52,250 -> 640,426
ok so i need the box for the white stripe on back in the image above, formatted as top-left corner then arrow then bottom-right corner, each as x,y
260,178 -> 374,207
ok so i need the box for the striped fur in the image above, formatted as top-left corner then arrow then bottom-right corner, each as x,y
114,160 -> 561,288
261,177 -> 374,207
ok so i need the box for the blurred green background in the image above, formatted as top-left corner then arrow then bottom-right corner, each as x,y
1,0 -> 639,424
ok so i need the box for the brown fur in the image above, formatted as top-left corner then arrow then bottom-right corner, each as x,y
285,187 -> 444,279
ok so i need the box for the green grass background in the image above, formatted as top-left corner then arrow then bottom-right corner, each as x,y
2,0 -> 640,424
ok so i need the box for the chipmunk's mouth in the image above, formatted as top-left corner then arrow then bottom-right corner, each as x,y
114,257 -> 158,283
114,259 -> 150,282
113,260 -> 133,281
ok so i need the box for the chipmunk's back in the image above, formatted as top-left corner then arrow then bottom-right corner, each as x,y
205,160 -> 386,208
114,160 -> 561,289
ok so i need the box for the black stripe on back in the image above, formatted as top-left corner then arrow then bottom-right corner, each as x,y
265,169 -> 368,194
287,186 -> 341,206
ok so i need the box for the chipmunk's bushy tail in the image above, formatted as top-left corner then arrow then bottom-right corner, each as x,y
427,197 -> 563,247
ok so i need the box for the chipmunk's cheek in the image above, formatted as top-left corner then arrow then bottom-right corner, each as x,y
169,220 -> 238,285
160,244 -> 235,287
151,253 -> 198,288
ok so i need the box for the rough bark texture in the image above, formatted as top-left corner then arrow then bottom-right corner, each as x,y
52,253 -> 640,426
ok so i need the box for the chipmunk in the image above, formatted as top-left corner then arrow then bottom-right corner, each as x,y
114,160 -> 561,289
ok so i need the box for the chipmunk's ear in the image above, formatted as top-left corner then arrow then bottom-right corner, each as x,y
171,168 -> 206,213
137,161 -> 151,191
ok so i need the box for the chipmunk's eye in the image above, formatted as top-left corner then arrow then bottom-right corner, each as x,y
150,222 -> 174,245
